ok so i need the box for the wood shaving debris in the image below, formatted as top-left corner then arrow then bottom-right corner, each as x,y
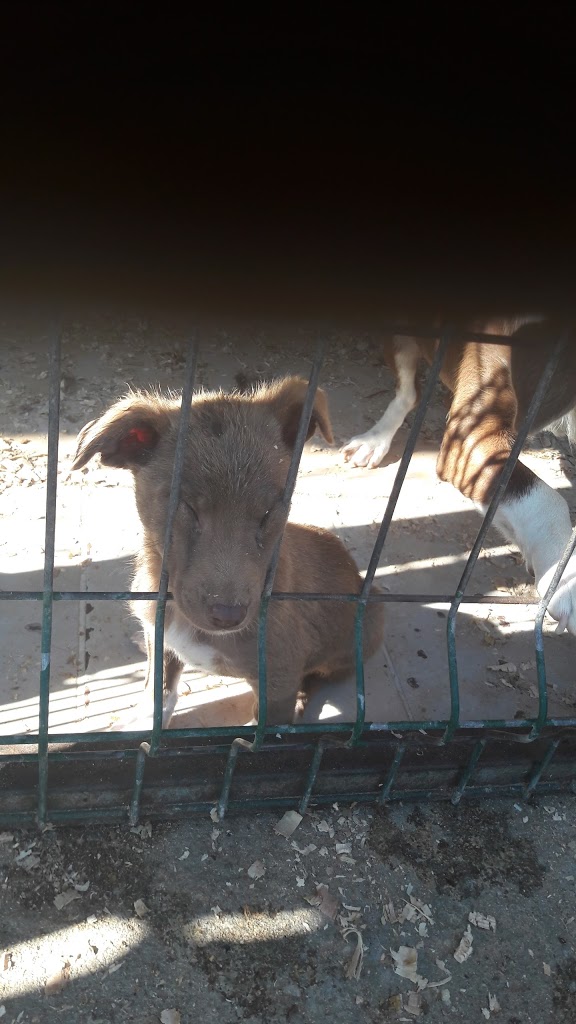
489,993 -> 501,1012
482,1010 -> 490,1020
304,883 -> 339,920
453,925 -> 473,963
291,842 -> 317,855
338,855 -> 357,865
160,1011 -> 181,1024
74,880 -> 90,892
54,890 -> 82,910
543,962 -> 552,976
210,807 -> 220,823
390,946 -> 426,987
274,810 -> 303,837
343,928 -> 365,980
426,960 -> 452,988
247,860 -> 266,880
296,876 -> 306,887
178,850 -> 190,861
335,842 -> 352,855
316,820 -> 335,838
134,899 -> 150,918
2,953 -> 14,973
381,901 -> 399,924
469,911 -> 496,932
404,991 -> 422,1017
0,1005 -> 5,1018
0,833 -> 14,844
400,897 -> 434,928
105,962 -> 124,976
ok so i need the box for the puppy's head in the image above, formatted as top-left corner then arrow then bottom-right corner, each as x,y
72,377 -> 333,633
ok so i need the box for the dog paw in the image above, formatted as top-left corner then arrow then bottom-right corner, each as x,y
539,554 -> 576,635
341,432 -> 392,469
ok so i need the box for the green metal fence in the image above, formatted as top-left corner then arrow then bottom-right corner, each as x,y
1,326 -> 576,826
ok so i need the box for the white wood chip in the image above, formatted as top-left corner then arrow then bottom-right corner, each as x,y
134,899 -> 150,918
274,810 -> 303,837
390,946 -> 426,987
405,991 -> 422,1016
453,925 -> 473,963
469,911 -> 496,932
343,928 -> 365,980
247,860 -> 266,880
160,1011 -> 181,1024
54,890 -> 82,910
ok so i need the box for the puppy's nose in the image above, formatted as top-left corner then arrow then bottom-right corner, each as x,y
208,603 -> 248,630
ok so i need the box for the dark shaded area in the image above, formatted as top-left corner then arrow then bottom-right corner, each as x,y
368,803 -> 547,898
1,8 -> 575,326
553,957 -> 576,1022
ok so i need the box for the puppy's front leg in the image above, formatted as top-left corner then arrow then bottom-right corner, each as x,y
247,672 -> 301,727
143,630 -> 185,727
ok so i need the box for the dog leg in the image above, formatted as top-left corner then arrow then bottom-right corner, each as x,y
143,631 -> 185,727
342,338 -> 420,468
248,681 -> 301,727
492,480 -> 576,634
437,342 -> 576,634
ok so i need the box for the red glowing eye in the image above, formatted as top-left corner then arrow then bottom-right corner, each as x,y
128,427 -> 155,446
118,425 -> 157,457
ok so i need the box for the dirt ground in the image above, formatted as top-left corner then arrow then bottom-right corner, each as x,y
1,796 -> 576,1023
1,316 -> 576,1022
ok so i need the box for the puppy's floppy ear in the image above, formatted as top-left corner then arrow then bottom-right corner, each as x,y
71,394 -> 173,470
259,376 -> 334,449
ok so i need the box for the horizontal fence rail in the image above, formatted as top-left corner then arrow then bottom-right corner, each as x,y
1,324 -> 576,825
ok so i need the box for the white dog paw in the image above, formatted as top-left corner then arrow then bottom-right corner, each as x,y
341,433 -> 392,469
539,555 -> 576,634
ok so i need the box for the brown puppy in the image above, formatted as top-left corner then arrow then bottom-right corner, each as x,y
73,377 -> 384,726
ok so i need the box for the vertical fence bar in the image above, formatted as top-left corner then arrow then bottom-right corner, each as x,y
378,742 -> 406,803
451,739 -> 487,805
444,332 -> 567,743
129,742 -> 150,826
147,338 -> 198,757
252,338 -> 327,747
37,325 -> 61,824
349,331 -> 451,746
298,738 -> 329,814
217,738 -> 245,819
523,739 -> 561,797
